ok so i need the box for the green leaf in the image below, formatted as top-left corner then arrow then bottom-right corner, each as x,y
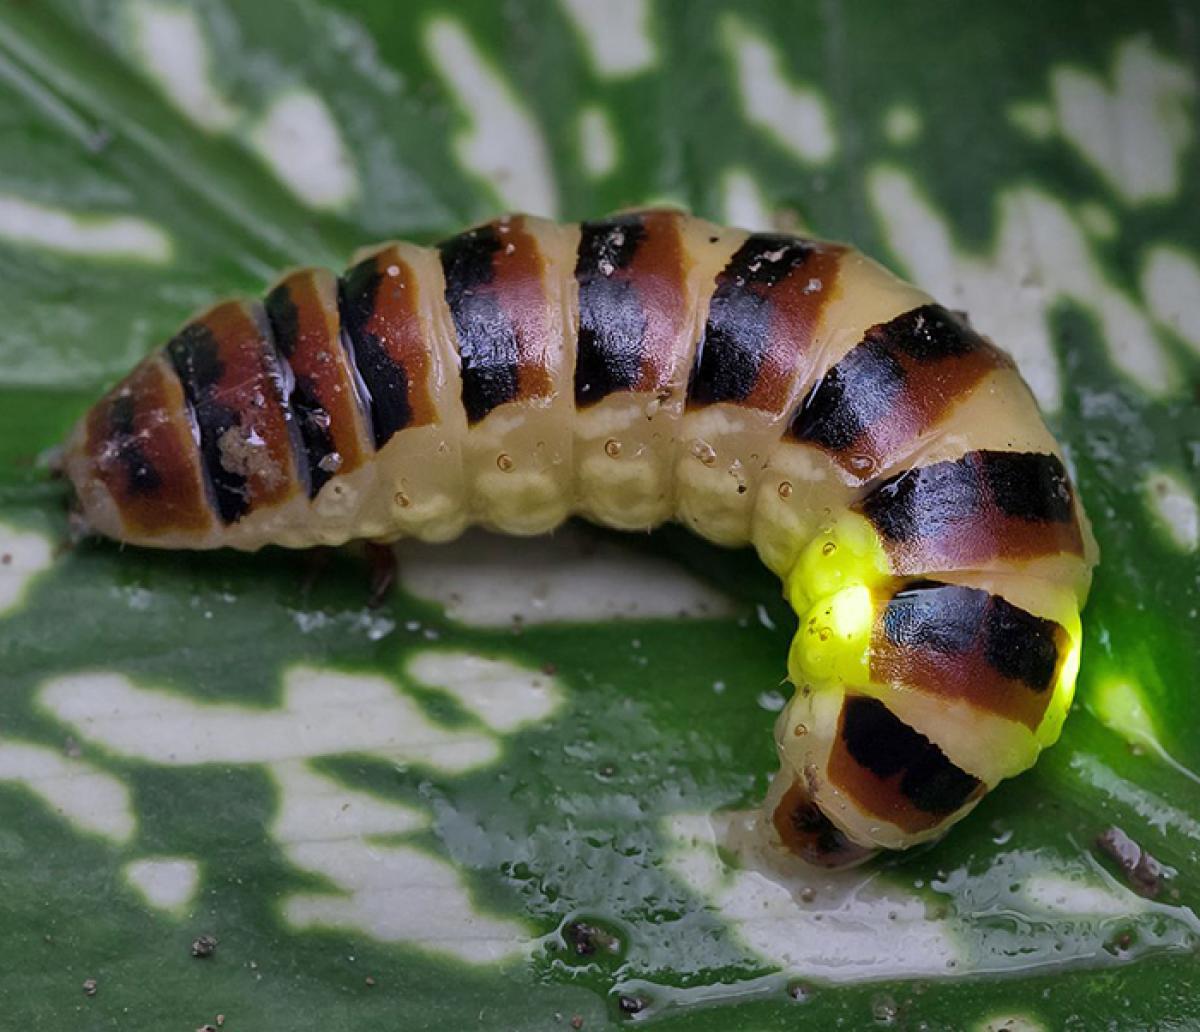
0,1 -> 1197,1029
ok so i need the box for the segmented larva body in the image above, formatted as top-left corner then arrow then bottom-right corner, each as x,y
64,211 -> 1097,865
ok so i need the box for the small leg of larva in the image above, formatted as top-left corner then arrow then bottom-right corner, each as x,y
365,541 -> 398,608
298,547 -> 335,600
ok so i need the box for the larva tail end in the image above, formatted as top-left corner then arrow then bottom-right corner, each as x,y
769,772 -> 876,869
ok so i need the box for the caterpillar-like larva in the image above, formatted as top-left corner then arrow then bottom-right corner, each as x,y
64,211 -> 1097,865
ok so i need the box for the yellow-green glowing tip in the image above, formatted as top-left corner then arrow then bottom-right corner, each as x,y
784,512 -> 890,616
1033,630 -> 1082,750
788,584 -> 874,686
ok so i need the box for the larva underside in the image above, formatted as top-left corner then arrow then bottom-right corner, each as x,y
64,210 -> 1098,865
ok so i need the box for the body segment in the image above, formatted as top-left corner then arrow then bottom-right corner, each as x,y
64,210 -> 1097,864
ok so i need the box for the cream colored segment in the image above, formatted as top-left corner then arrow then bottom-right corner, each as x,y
464,218 -> 577,535
750,250 -> 932,575
775,689 -> 983,852
869,684 -> 1037,788
360,242 -> 471,544
901,367 -> 1060,469
578,216 -> 746,530
934,569 -> 1082,629
931,569 -> 1084,753
675,405 -> 777,546
869,573 -> 1081,786
786,569 -> 1081,796
806,249 -> 935,374
900,365 -> 1098,588
752,442 -> 850,576
657,221 -> 761,542
574,395 -> 673,529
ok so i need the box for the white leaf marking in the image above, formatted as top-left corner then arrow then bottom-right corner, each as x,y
723,15 -> 836,163
249,90 -> 359,211
396,525 -> 734,627
0,195 -> 172,263
0,737 -> 134,843
128,0 -> 239,132
425,17 -> 559,216
124,857 -> 200,913
869,166 -> 1174,408
559,0 -> 656,77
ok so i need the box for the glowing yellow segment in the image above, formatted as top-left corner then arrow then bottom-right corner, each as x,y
1035,617 -> 1082,750
788,585 -> 874,687
784,512 -> 890,616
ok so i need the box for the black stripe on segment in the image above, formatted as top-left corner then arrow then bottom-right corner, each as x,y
882,580 -> 987,655
984,452 -> 1074,522
337,259 -> 412,448
882,580 -> 1061,692
439,224 -> 519,424
166,323 -> 249,524
859,451 -> 1075,544
982,596 -> 1061,691
789,343 -> 907,450
107,393 -> 162,495
252,301 -> 311,500
574,215 -> 649,406
882,304 -> 984,361
687,234 -> 816,407
841,696 -> 981,815
265,284 -> 338,497
788,305 -> 982,449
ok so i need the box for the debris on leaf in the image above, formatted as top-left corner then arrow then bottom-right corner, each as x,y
563,919 -> 620,957
191,933 -> 219,958
1095,826 -> 1170,898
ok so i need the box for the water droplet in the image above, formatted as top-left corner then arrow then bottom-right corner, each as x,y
757,689 -> 786,712
691,439 -> 717,466
822,540 -> 837,556
778,480 -> 793,499
604,438 -> 622,458
497,453 -> 514,472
